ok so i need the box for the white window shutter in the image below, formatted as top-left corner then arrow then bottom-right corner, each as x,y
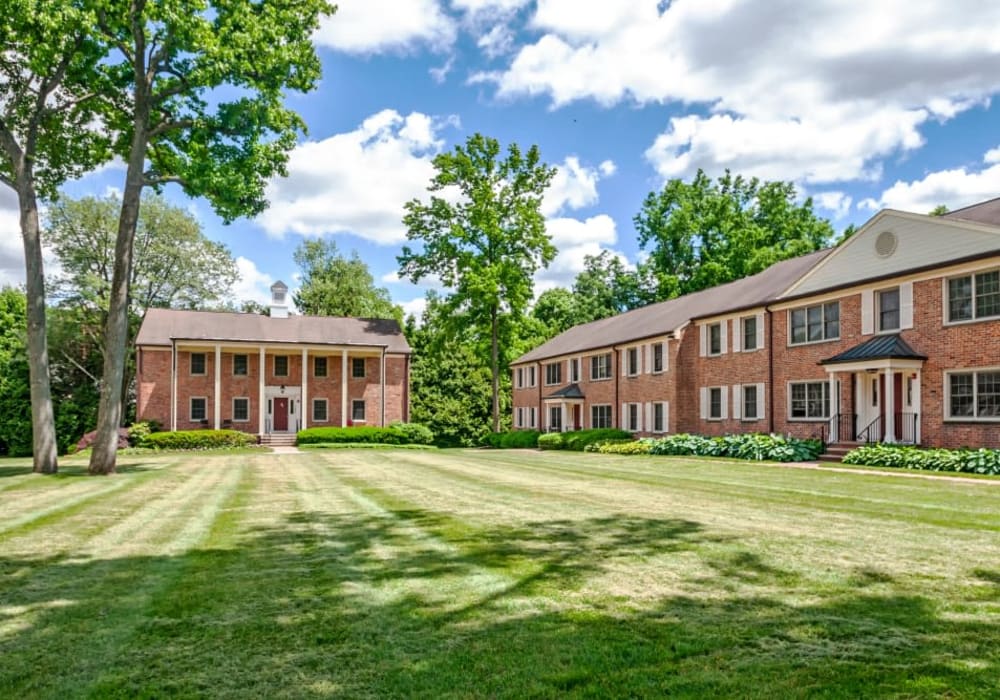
645,402 -> 652,431
733,319 -> 742,352
699,325 -> 707,356
621,350 -> 627,376
621,403 -> 627,429
861,289 -> 874,335
664,401 -> 670,433
644,344 -> 652,374
756,382 -> 766,419
900,281 -> 914,330
756,312 -> 765,349
720,321 -> 729,354
732,384 -> 742,420
700,387 -> 708,420
664,342 -> 669,372
720,386 -> 729,420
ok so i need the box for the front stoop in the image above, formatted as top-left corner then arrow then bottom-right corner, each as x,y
819,442 -> 861,463
261,434 -> 297,447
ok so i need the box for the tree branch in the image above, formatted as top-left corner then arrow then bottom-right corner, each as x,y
142,173 -> 188,187
148,118 -> 194,138
59,348 -> 100,383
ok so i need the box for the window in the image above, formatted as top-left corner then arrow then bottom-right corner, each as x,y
548,406 -> 562,431
190,352 -> 206,375
948,270 -> 1000,322
273,290 -> 285,303
591,353 -> 612,380
878,287 -> 900,331
948,370 -> 1000,419
528,366 -> 536,387
627,403 -> 640,431
708,323 -> 722,355
653,402 -> 666,433
652,343 -> 664,372
352,358 -> 366,378
592,405 -> 612,429
516,407 -> 524,428
233,354 -> 248,376
516,367 -> 524,388
190,397 -> 207,422
274,355 -> 288,377
790,302 -> 840,344
545,362 -> 562,385
233,397 -> 249,422
627,347 -> 640,375
314,357 -> 328,378
742,317 -> 758,351
709,387 -> 723,419
529,407 -> 537,428
790,381 -> 830,419
570,358 -> 580,383
742,385 -> 758,420
312,399 -> 328,422
351,399 -> 366,422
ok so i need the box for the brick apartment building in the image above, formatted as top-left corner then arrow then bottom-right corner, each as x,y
512,199 -> 1000,450
135,281 -> 410,441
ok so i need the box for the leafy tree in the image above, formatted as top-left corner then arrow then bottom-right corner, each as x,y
572,251 -> 651,320
88,0 -> 333,474
293,239 -> 402,321
399,134 -> 556,432
0,287 -> 29,455
531,288 -> 578,337
634,170 -> 833,300
929,204 -> 949,216
0,1 -> 114,472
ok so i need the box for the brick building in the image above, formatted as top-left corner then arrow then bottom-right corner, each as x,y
135,282 -> 410,442
512,200 -> 1000,450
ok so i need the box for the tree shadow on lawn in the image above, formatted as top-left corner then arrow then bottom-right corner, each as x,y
0,511 -> 996,698
0,463 -> 157,479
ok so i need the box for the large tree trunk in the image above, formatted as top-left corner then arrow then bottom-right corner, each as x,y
16,173 -> 59,473
88,121 -> 148,475
491,305 -> 500,433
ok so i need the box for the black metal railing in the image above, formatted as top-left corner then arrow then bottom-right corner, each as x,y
895,412 -> 918,444
826,412 -> 918,445
821,412 -> 859,444
857,415 -> 882,443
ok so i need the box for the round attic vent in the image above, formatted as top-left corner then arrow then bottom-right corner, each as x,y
875,230 -> 898,258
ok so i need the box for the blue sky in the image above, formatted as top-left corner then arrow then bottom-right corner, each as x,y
5,0 -> 1000,319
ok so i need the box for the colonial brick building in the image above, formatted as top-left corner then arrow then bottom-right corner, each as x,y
136,282 -> 410,441
512,199 -> 1000,450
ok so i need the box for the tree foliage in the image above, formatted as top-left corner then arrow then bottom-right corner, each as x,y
399,134 -> 556,432
634,170 -> 833,300
293,239 -> 402,321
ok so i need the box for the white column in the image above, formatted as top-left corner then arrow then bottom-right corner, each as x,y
561,402 -> 568,432
380,349 -> 386,427
301,347 -> 308,432
884,369 -> 896,444
828,371 -> 837,442
170,341 -> 177,431
341,349 -> 348,427
214,344 -> 222,430
258,346 -> 266,436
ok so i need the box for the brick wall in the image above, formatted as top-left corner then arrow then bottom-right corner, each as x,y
137,348 -> 171,428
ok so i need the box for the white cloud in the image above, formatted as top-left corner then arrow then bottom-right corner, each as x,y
868,148 -> 1000,213
598,160 -> 616,177
429,56 -> 455,83
478,0 -> 1000,185
542,156 -> 611,217
813,191 -> 853,220
477,24 -> 516,58
399,296 -> 428,321
231,256 -> 275,306
259,110 -> 457,244
315,0 -> 455,53
0,188 -> 22,287
536,214 -> 624,291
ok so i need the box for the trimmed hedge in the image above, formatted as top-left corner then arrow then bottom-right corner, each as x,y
644,433 -> 823,462
141,430 -> 257,450
299,442 -> 437,450
538,428 -> 633,451
590,439 -> 654,455
842,444 -> 1000,475
296,423 -> 434,446
483,430 -> 541,449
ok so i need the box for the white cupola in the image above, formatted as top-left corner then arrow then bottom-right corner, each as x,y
270,280 -> 289,318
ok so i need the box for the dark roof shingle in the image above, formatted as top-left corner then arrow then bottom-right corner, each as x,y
820,334 -> 926,365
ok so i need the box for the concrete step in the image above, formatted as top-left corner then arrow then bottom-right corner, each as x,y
819,442 -> 862,462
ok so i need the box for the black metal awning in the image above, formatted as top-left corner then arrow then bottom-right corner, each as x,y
820,334 -> 927,365
543,383 -> 585,399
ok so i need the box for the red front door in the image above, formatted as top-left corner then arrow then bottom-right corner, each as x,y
573,405 -> 581,431
274,397 -> 288,431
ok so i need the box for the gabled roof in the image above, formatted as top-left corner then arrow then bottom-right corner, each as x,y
544,383 -> 585,399
513,249 -> 831,365
944,196 -> 1000,227
135,308 -> 411,353
820,334 -> 927,365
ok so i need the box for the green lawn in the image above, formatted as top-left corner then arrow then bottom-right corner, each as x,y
1,450 -> 998,698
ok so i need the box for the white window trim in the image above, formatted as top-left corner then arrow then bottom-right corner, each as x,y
625,347 -> 641,376
232,353 -> 249,377
787,380 -> 831,421
515,367 -> 524,389
739,384 -> 763,422
706,386 -> 727,421
529,406 -> 537,428
544,362 -> 562,386
528,366 -> 537,387
351,399 -> 366,423
707,322 -> 724,356
943,268 -> 1000,327
190,396 -> 208,422
740,316 -> 760,352
312,398 -> 329,423
875,286 -> 902,334
590,354 -> 613,381
652,342 -> 666,373
190,352 -> 207,376
787,302 -> 841,347
590,403 -> 613,429
652,401 -> 668,433
943,367 -> 1000,422
232,396 -> 250,423
273,355 -> 289,377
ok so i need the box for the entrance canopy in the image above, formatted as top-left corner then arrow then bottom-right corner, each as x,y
819,334 -> 926,373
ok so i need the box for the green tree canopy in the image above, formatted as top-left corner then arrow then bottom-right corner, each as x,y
399,133 -> 556,432
634,170 -> 834,300
293,239 -> 402,321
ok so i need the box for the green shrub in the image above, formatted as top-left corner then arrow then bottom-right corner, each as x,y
646,433 -> 822,462
297,424 -> 434,446
127,420 -> 160,446
592,439 -> 653,455
141,430 -> 257,450
482,430 -> 542,449
538,429 -> 633,451
298,442 -> 437,450
842,444 -> 1000,475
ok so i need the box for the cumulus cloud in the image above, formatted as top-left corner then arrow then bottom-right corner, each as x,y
477,0 -> 1000,185
542,156 -> 614,217
231,256 -> 276,306
813,191 -> 853,220
867,147 -> 1000,213
258,110 -> 457,244
315,0 -> 455,53
535,214 -> 624,291
0,188 -> 22,287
